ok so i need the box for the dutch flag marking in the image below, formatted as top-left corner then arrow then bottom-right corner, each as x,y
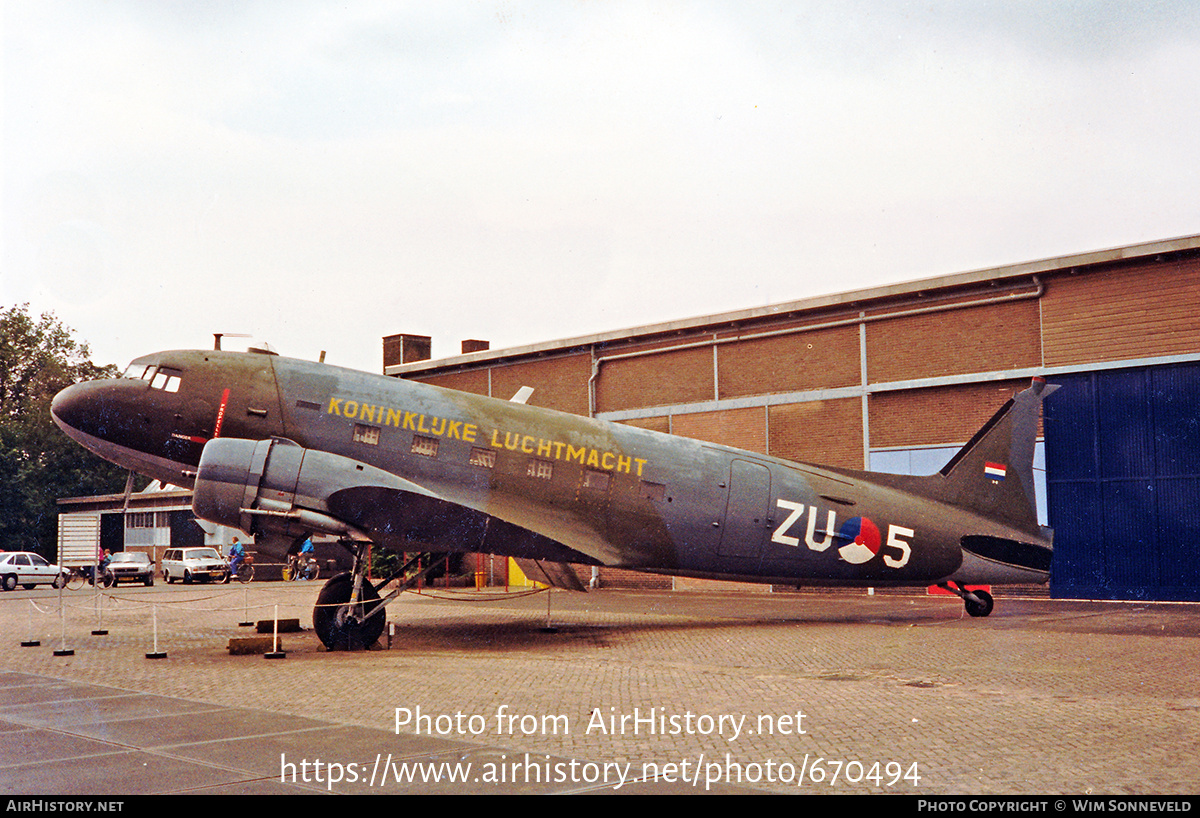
984,462 -> 1007,481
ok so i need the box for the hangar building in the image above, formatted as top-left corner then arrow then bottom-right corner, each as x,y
385,234 -> 1200,602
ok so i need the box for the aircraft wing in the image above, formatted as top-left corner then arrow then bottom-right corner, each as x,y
324,485 -> 604,567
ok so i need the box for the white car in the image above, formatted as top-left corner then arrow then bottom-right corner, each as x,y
0,552 -> 67,591
161,547 -> 229,584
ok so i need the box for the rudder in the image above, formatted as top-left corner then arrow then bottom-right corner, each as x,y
936,378 -> 1058,537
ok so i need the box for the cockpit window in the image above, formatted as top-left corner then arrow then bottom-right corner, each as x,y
123,364 -> 156,381
150,367 -> 183,393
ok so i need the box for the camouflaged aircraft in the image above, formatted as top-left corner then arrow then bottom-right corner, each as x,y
51,345 -> 1056,650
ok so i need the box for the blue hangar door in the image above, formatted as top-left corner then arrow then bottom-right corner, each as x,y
1044,361 -> 1200,601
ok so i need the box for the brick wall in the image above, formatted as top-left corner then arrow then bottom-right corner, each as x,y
865,298 -> 1042,384
1041,257 -> 1200,366
671,406 -> 768,453
596,344 -> 713,412
717,323 -> 859,398
768,397 -> 864,467
868,380 -> 1031,448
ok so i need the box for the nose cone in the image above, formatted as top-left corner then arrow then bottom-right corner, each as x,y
51,381 -> 92,441
51,378 -> 143,463
52,380 -> 112,443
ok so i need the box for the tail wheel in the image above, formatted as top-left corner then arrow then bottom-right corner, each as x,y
313,572 -> 384,651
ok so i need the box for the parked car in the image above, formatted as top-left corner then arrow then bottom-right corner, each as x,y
161,547 -> 229,584
104,551 -> 155,586
0,551 -> 67,591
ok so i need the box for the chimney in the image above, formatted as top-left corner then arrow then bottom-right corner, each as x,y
461,339 -> 490,355
382,334 -> 432,369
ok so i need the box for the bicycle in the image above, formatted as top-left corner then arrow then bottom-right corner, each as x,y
64,566 -> 100,590
224,554 -> 255,583
283,554 -> 319,582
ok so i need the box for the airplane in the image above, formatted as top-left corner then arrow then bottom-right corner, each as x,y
50,345 -> 1056,650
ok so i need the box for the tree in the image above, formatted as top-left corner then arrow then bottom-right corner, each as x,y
0,305 -> 131,556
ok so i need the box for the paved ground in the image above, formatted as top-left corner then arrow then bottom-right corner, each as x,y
0,580 -> 1197,795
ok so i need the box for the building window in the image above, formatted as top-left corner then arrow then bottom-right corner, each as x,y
354,424 -> 381,445
527,459 -> 553,480
412,435 -> 439,458
126,512 -> 155,528
469,447 -> 496,468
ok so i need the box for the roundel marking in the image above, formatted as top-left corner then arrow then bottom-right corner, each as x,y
837,516 -> 882,565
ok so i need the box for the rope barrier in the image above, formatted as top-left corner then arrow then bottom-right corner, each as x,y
10,583 -> 543,654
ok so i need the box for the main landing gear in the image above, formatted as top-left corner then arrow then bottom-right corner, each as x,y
311,539 -> 385,651
313,571 -> 384,651
937,582 -> 995,618
310,541 -> 450,651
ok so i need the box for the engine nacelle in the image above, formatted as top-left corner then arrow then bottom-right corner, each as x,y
193,437 -> 414,543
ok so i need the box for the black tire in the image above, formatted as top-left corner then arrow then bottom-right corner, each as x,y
22,584 -> 35,590
236,564 -> 254,583
2,574 -> 16,592
313,572 -> 384,651
183,570 -> 192,585
145,576 -> 154,587
66,571 -> 86,590
965,589 -> 994,618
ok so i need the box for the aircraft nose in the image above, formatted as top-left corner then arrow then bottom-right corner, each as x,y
50,382 -> 89,433
51,379 -> 129,443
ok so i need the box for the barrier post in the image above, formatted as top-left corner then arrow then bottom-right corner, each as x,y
145,604 -> 167,659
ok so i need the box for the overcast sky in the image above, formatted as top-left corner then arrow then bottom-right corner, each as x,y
5,1 -> 1200,374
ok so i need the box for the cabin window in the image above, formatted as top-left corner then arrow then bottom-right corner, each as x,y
527,459 -> 553,480
354,424 -> 380,445
469,447 -> 496,468
411,435 -> 439,458
582,469 -> 610,491
640,481 -> 666,502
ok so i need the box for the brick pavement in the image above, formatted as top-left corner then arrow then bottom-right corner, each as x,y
0,581 -> 1197,794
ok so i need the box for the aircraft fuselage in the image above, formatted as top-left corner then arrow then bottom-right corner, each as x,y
51,349 -> 1052,590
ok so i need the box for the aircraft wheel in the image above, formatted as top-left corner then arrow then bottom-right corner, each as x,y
313,573 -> 384,651
965,589 -> 994,618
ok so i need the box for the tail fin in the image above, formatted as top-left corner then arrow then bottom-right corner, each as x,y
937,378 -> 1058,536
